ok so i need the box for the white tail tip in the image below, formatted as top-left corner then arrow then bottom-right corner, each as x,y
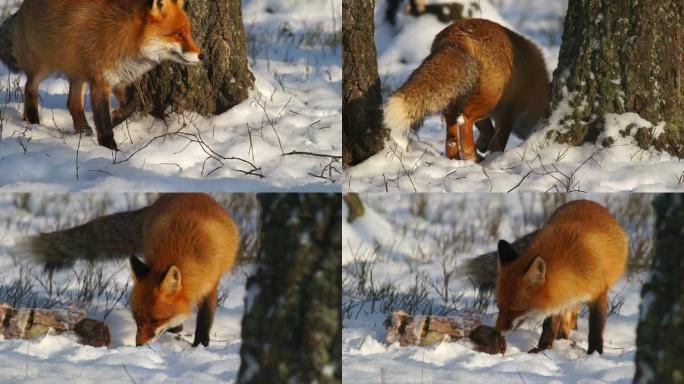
383,95 -> 412,151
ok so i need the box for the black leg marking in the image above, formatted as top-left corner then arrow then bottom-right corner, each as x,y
588,291 -> 608,354
91,89 -> 117,150
192,287 -> 217,347
530,315 -> 560,353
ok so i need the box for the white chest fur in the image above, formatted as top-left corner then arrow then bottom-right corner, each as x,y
106,57 -> 158,87
105,39 -> 175,86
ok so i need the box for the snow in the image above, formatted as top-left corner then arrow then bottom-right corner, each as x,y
0,0 -> 341,192
0,194 -> 249,383
345,0 -> 684,192
343,194 -> 646,383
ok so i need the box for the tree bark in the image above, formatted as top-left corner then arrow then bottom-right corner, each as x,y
133,0 -> 254,119
634,194 -> 684,383
385,311 -> 505,354
342,0 -> 385,167
385,310 -> 480,346
550,0 -> 683,157
343,193 -> 365,223
237,194 -> 341,384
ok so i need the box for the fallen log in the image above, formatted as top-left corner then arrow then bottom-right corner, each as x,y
384,310 -> 480,346
0,304 -> 111,347
384,310 -> 506,354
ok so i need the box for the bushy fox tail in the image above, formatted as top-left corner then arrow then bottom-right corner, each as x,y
0,13 -> 20,73
384,45 -> 479,149
14,207 -> 149,271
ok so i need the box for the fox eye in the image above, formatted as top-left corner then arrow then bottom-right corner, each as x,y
175,31 -> 184,39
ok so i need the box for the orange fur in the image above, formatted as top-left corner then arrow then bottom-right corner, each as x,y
558,305 -> 580,339
8,0 -> 200,149
495,200 -> 628,352
129,194 -> 239,346
385,18 -> 549,161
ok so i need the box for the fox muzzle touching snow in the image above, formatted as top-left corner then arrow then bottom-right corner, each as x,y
383,18 -> 549,162
16,193 -> 238,348
0,0 -> 201,150
494,200 -> 628,354
129,258 -> 192,346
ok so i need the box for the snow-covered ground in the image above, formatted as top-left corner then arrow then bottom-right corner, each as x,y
345,0 -> 684,192
0,194 -> 252,383
343,194 -> 650,383
0,0 -> 341,192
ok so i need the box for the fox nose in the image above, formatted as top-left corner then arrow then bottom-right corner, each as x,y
198,52 -> 205,61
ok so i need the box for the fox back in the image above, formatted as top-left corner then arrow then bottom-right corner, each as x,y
128,194 -> 239,346
11,0 -> 200,86
385,18 -> 549,160
495,200 -> 627,332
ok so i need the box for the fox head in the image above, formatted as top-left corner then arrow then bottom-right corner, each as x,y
129,255 -> 191,346
494,240 -> 547,334
139,0 -> 202,65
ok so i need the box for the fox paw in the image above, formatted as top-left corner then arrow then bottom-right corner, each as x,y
98,136 -> 119,151
192,336 -> 209,348
75,125 -> 94,137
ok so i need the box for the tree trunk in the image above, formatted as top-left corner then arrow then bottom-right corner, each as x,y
342,0 -> 385,167
634,194 -> 684,384
237,194 -> 341,384
549,0 -> 683,157
343,193 -> 365,223
133,0 -> 254,119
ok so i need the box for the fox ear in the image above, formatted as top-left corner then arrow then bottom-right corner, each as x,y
497,240 -> 519,265
148,0 -> 167,19
523,256 -> 546,288
130,255 -> 151,281
160,266 -> 182,295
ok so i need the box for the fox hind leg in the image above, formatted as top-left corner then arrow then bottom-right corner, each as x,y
90,81 -> 118,150
457,115 -> 479,161
67,78 -> 93,136
24,70 -> 48,125
588,291 -> 608,354
444,108 -> 461,159
192,284 -> 218,347
557,305 -> 580,340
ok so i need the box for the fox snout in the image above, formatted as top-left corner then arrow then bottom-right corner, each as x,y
495,311 -> 526,335
135,323 -> 156,347
177,36 -> 202,64
495,313 -> 513,334
168,33 -> 201,65
134,316 -> 186,346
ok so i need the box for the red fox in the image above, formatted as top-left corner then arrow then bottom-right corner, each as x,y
384,18 -> 549,161
16,193 -> 238,347
495,200 -> 628,354
0,0 -> 201,150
